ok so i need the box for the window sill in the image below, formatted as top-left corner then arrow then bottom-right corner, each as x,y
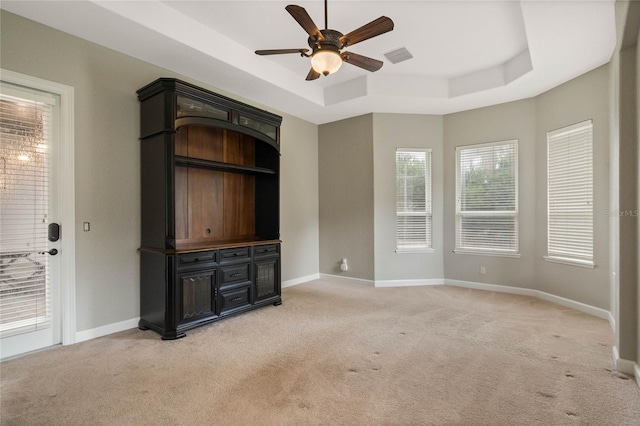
454,249 -> 521,259
396,248 -> 435,254
544,256 -> 595,269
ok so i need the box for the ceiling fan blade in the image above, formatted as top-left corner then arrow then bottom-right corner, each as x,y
255,48 -> 309,56
341,51 -> 384,72
306,68 -> 321,81
339,16 -> 394,47
286,5 -> 324,41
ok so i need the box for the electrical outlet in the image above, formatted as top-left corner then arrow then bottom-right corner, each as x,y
340,258 -> 348,272
480,266 -> 486,275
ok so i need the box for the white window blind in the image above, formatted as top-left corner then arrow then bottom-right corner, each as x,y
396,149 -> 432,252
455,140 -> 518,255
0,86 -> 54,337
546,120 -> 594,267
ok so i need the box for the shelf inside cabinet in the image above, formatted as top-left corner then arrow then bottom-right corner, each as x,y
174,156 -> 277,175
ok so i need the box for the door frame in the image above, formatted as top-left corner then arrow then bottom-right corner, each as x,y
1,68 -> 76,348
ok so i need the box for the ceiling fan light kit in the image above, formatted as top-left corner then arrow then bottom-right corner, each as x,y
255,1 -> 394,80
311,50 -> 342,76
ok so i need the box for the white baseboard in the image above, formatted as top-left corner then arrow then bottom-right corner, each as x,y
317,275 -> 612,323
282,273 -> 320,288
375,278 -> 445,288
444,279 -> 611,322
319,273 -> 375,286
319,274 -> 444,288
445,279 -> 538,297
75,317 -> 140,343
533,289 -> 611,322
612,345 -> 637,376
612,346 -> 640,388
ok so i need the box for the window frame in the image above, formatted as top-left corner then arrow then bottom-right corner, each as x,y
455,140 -> 519,257
544,120 -> 595,268
395,148 -> 433,253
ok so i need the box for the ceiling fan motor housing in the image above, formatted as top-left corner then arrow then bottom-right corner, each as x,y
309,29 -> 344,53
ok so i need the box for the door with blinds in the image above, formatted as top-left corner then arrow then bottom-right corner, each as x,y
0,82 -> 61,358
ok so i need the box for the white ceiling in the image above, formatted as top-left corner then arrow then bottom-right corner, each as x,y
2,0 -> 616,124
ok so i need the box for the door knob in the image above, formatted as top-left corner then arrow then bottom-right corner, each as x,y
39,248 -> 58,256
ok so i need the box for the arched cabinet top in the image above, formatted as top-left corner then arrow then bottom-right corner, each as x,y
175,117 -> 279,153
137,78 -> 282,152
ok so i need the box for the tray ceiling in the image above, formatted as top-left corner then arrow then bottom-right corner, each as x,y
1,1 -> 616,124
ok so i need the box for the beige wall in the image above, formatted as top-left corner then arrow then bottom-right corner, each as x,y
0,10 -> 320,332
443,99 -> 538,290
318,115 -> 375,279
372,114 -> 444,281
318,68 -> 611,312
441,67 -> 610,309
535,65 -> 610,309
1,10 -> 149,332
319,113 -> 445,283
280,117 -> 320,281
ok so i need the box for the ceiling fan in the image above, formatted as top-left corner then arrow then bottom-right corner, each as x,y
255,0 -> 394,80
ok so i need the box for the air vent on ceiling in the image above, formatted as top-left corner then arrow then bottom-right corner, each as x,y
384,47 -> 413,64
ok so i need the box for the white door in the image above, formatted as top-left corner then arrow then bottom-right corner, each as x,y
0,81 -> 62,359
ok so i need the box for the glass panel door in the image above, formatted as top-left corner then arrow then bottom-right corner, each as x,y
0,82 -> 61,356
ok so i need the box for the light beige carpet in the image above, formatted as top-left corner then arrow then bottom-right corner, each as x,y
1,279 -> 639,425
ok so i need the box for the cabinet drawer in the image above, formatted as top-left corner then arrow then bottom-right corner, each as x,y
219,247 -> 250,263
219,285 -> 251,314
254,244 -> 279,258
177,251 -> 217,270
221,263 -> 250,286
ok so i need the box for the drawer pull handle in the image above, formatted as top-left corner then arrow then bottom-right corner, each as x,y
231,297 -> 242,302
230,273 -> 241,277
183,255 -> 214,263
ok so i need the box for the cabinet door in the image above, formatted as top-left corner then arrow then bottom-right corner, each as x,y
253,258 -> 279,302
178,270 -> 216,322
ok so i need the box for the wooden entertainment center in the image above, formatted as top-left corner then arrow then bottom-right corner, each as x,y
137,78 -> 282,339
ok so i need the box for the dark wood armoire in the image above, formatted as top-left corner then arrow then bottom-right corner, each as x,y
137,78 -> 282,339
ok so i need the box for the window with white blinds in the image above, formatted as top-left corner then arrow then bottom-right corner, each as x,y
546,120 -> 594,267
455,140 -> 519,256
396,149 -> 432,252
0,86 -> 54,337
